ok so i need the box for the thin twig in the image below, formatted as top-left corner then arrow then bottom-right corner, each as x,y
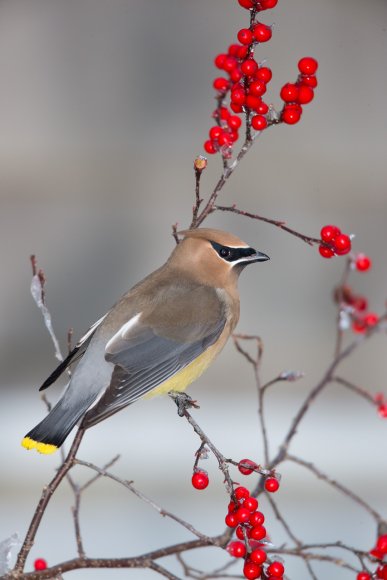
75,458 -> 213,542
272,316 -> 387,466
332,376 -> 377,407
215,205 -> 322,247
286,454 -> 384,524
13,428 -> 86,573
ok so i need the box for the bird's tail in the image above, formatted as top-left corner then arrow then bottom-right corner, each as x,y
21,392 -> 95,454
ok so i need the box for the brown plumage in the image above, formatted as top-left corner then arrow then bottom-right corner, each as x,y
22,228 -> 269,453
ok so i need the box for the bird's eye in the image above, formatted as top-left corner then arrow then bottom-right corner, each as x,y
219,247 -> 231,258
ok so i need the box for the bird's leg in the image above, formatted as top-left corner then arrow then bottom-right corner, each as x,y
168,391 -> 200,416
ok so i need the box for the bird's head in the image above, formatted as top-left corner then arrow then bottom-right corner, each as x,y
169,228 -> 269,288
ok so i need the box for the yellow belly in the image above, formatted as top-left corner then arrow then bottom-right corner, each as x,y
144,342 -> 220,399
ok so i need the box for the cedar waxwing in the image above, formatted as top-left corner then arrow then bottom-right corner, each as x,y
22,228 -> 269,454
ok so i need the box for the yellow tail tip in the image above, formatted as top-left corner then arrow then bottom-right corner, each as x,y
21,437 -> 58,454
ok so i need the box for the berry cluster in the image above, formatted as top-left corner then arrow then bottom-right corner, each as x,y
319,225 -> 352,259
238,458 -> 280,493
191,457 -> 282,578
356,534 -> 387,579
226,485 -> 284,579
34,558 -> 47,571
280,57 -> 318,125
204,0 -> 318,157
334,285 -> 379,335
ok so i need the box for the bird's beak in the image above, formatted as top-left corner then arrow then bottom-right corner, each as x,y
244,250 -> 270,264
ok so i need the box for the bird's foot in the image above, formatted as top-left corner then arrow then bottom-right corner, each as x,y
168,391 -> 200,417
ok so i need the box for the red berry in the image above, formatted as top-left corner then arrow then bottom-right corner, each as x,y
256,101 -> 269,114
250,511 -> 265,526
238,28 -> 254,45
204,140 -> 217,155
227,115 -> 242,130
378,404 -> 387,418
355,254 -> 372,272
227,540 -> 246,558
228,500 -> 238,512
228,44 -> 242,57
253,23 -> 272,43
236,507 -> 251,524
334,234 -> 351,255
245,95 -> 262,111
34,559 -> 47,571
244,496 -> 258,512
265,477 -> 280,492
218,106 -> 230,120
238,45 -> 249,59
225,58 -> 239,74
357,573 -> 371,580
236,525 -> 247,540
376,566 -> 387,580
214,54 -> 227,69
213,77 -> 229,93
353,296 -> 368,311
297,85 -> 314,104
192,470 -> 209,490
209,126 -> 222,140
218,132 -> 232,147
320,224 -> 341,243
231,88 -> 246,105
241,59 -> 258,76
377,535 -> 387,554
256,66 -> 272,83
280,83 -> 299,103
251,115 -> 268,131
231,102 -> 243,113
231,68 -> 243,83
249,79 -> 267,96
281,104 -> 302,124
225,512 -> 238,527
243,561 -> 262,579
352,318 -> 367,334
250,548 -> 267,564
238,459 -> 258,475
228,130 -> 239,143
298,57 -> 319,75
260,0 -> 278,8
365,312 -> 378,327
267,561 -> 285,577
235,486 -> 250,500
299,74 -> 318,88
319,245 -> 335,259
249,525 -> 266,541
238,0 -> 255,8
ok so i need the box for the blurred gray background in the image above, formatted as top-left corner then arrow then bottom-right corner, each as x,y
1,0 -> 387,578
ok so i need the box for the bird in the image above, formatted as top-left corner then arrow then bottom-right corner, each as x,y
22,228 -> 269,454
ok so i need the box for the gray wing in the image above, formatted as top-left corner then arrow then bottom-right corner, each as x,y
83,285 -> 226,428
